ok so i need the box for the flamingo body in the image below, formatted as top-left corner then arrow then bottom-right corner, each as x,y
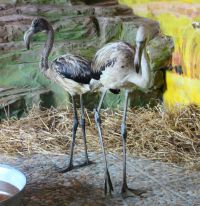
46,54 -> 92,96
91,42 -> 136,91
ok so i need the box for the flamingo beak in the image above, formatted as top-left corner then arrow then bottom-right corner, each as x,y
24,27 -> 35,50
134,41 -> 146,73
134,26 -> 147,73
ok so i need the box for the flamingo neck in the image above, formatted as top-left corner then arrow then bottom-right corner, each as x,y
128,48 -> 151,90
126,26 -> 152,90
40,25 -> 54,72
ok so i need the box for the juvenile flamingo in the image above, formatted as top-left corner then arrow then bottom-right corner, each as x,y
24,17 -> 96,172
90,25 -> 152,196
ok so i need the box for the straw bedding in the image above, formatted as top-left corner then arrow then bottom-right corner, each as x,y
0,104 -> 199,170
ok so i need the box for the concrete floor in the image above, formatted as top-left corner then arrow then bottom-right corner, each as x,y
0,152 -> 199,206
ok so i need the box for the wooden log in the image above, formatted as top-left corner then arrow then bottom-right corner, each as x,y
0,87 -> 52,119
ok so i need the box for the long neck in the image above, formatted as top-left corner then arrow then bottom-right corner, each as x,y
40,25 -> 54,72
128,46 -> 152,90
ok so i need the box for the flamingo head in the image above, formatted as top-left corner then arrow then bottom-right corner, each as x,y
24,18 -> 50,50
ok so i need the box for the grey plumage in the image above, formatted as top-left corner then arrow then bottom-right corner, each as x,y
52,54 -> 92,84
92,41 -> 135,73
90,41 -> 136,92
24,17 -> 93,172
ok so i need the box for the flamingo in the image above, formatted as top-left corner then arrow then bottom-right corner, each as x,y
90,25 -> 152,196
24,17 -> 97,172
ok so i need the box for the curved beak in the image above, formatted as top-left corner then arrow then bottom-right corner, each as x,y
24,27 -> 35,50
134,41 -> 145,72
134,26 -> 147,73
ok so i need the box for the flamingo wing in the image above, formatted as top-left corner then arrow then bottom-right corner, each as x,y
52,54 -> 92,84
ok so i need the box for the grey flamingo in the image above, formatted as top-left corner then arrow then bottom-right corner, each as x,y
24,17 -> 96,172
90,26 -> 152,196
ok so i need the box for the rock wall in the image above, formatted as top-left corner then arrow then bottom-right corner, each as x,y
0,0 -> 174,110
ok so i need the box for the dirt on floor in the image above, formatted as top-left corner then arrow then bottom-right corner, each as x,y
0,152 -> 199,206
0,105 -> 199,205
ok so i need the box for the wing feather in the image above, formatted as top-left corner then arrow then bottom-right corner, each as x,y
51,54 -> 92,84
91,41 -> 134,74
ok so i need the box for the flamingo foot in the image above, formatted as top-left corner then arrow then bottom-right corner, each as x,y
121,183 -> 147,198
57,160 -> 94,173
104,169 -> 114,196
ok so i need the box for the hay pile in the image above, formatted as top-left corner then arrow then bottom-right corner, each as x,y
0,104 -> 199,170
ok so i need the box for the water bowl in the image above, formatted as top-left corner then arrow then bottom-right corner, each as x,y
0,164 -> 26,206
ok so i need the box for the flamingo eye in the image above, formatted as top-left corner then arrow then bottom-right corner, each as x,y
32,19 -> 40,28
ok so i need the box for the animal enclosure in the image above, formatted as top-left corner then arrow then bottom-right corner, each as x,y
0,0 -> 199,205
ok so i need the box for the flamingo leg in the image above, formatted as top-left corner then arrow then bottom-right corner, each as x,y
94,91 -> 114,196
60,95 -> 79,173
121,90 -> 146,197
121,90 -> 129,194
79,94 -> 93,166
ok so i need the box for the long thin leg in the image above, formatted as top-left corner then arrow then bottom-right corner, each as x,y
121,90 -> 146,197
121,90 -> 129,193
97,91 -> 106,113
94,91 -> 113,195
60,95 -> 79,173
80,94 -> 93,166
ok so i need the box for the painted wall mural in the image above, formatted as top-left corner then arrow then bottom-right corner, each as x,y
120,0 -> 200,107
